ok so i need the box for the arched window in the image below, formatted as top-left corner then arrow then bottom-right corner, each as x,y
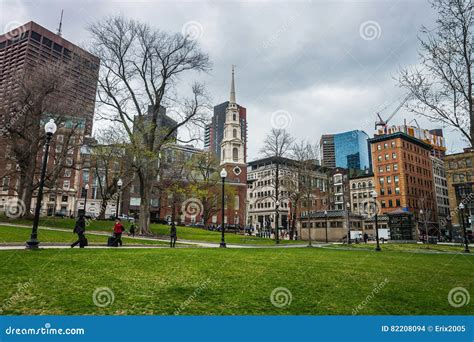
233,147 -> 238,162
233,129 -> 237,138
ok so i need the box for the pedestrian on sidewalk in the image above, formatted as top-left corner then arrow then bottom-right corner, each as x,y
129,222 -> 137,237
113,218 -> 125,247
170,222 -> 177,248
71,214 -> 87,248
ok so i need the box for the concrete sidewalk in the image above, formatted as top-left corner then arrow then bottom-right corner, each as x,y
0,223 -> 311,249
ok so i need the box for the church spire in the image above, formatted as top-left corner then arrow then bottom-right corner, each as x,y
230,65 -> 236,104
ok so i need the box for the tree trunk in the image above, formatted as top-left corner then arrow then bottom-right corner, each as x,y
98,197 -> 109,220
138,170 -> 152,235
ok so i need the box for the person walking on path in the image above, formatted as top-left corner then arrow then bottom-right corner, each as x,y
170,223 -> 177,248
363,233 -> 368,244
113,218 -> 125,247
71,215 -> 87,248
129,222 -> 137,237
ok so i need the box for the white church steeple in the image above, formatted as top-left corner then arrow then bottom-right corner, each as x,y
221,65 -> 245,165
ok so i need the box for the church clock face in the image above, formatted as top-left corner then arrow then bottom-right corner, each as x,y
233,166 -> 242,176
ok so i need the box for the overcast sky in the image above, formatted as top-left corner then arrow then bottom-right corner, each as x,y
1,0 -> 466,160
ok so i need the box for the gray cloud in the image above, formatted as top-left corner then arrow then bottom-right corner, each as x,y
1,0 -> 464,159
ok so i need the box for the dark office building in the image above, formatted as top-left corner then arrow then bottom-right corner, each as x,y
0,21 -> 100,135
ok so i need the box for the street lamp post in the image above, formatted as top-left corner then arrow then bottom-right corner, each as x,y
83,184 -> 89,216
115,178 -> 123,218
275,200 -> 280,244
371,190 -> 381,251
26,119 -> 57,249
324,210 -> 328,243
220,168 -> 227,248
346,202 -> 351,244
458,203 -> 470,253
420,209 -> 429,244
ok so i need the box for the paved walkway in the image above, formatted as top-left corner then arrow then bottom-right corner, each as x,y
0,223 -> 311,249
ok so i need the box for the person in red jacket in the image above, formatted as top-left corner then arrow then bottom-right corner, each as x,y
113,218 -> 125,247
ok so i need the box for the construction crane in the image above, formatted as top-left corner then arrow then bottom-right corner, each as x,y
374,93 -> 412,131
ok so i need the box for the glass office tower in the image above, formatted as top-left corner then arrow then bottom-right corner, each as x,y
333,130 -> 371,170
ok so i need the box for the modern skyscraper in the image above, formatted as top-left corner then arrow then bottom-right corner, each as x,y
0,21 -> 99,215
321,130 -> 371,170
0,21 -> 100,134
320,134 -> 335,168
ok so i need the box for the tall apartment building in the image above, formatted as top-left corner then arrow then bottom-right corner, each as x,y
0,22 -> 99,215
320,130 -> 371,170
369,132 -> 437,226
204,101 -> 247,163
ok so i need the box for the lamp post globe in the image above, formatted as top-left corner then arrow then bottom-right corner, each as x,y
115,178 -> 123,218
83,183 -> 90,215
220,168 -> 227,248
26,119 -> 56,248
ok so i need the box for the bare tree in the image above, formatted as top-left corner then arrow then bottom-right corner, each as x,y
0,60 -> 84,217
399,0 -> 473,145
88,16 -> 211,234
187,151 -> 222,225
259,128 -> 294,242
291,140 -> 326,242
88,127 -> 129,219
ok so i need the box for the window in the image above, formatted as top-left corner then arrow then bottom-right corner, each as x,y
379,167 -> 383,173
394,175 -> 399,184
2,177 -> 9,191
63,180 -> 70,190
57,135 -> 64,143
64,169 -> 71,178
386,165 -> 390,172
394,164 -> 398,171
391,141 -> 396,148
377,145 -> 381,150
392,153 -> 397,159
387,176 -> 391,184
378,155 -> 382,162
233,129 -> 237,138
233,114 -> 236,121
385,154 -> 389,160
61,195 -> 68,203
66,158 -> 73,166
232,148 -> 238,162
396,199 -> 401,207
395,187 -> 400,195
384,143 -> 388,149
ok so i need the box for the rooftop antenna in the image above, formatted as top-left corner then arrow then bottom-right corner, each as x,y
57,10 -> 64,37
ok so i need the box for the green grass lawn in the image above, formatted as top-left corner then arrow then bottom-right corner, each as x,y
0,216 -> 302,245
0,225 -> 169,246
0,247 -> 472,315
328,242 -> 470,253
